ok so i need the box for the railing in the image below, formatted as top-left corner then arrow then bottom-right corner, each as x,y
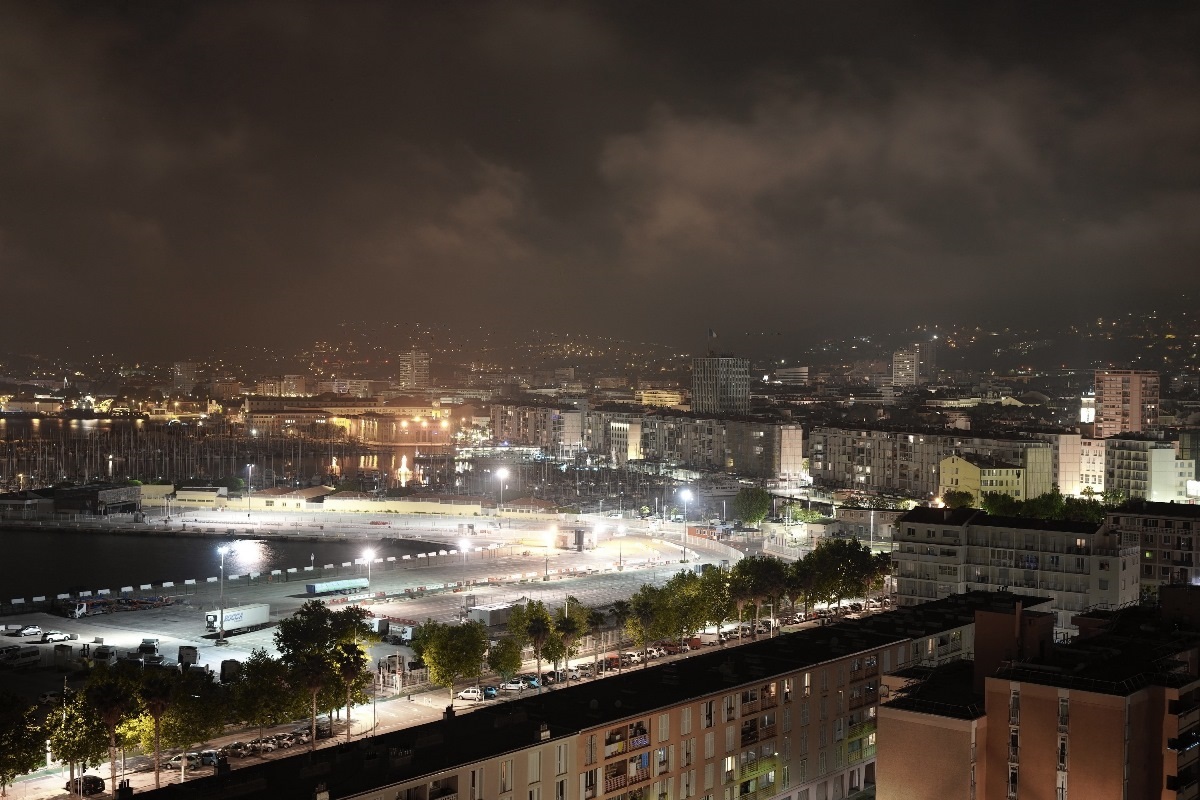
741,699 -> 761,714
604,776 -> 628,793
759,724 -> 777,740
848,720 -> 876,740
741,729 -> 760,747
739,756 -> 777,781
630,769 -> 650,786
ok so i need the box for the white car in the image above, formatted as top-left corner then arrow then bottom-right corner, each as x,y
456,687 -> 484,701
168,753 -> 201,769
41,631 -> 70,643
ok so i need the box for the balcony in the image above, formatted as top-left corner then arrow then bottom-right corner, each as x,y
739,756 -> 777,781
759,724 -> 777,740
741,729 -> 760,747
604,776 -> 628,794
848,720 -> 877,740
629,769 -> 650,786
741,699 -> 761,714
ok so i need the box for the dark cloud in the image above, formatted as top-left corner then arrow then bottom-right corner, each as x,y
0,2 -> 1197,358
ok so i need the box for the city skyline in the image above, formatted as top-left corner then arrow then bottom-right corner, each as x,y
1,3 -> 1198,359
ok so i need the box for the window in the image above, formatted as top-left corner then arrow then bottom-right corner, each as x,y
682,707 -> 693,735
556,781 -> 566,800
556,743 -> 568,776
586,735 -> 597,765
799,731 -> 808,754
501,760 -> 513,793
529,750 -> 542,784
704,764 -> 714,791
470,768 -> 484,800
725,726 -> 736,753
705,732 -> 715,760
529,788 -> 541,800
801,703 -> 809,726
684,738 -> 695,767
723,756 -> 736,783
782,678 -> 793,701
783,708 -> 791,733
659,714 -> 671,742
1009,691 -> 1020,724
818,752 -> 826,776
1058,699 -> 1069,731
724,696 -> 737,722
803,673 -> 811,697
1057,736 -> 1067,770
702,701 -> 715,729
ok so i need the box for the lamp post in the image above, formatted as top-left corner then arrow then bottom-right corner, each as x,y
363,548 -> 375,591
217,546 -> 229,644
679,489 -> 693,563
496,467 -> 509,514
459,539 -> 470,589
246,464 -> 253,511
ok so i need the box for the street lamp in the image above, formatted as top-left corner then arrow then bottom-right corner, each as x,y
363,548 -> 375,591
217,546 -> 229,644
544,529 -> 555,580
679,489 -> 693,564
459,539 -> 470,588
246,464 -> 254,511
496,467 -> 509,509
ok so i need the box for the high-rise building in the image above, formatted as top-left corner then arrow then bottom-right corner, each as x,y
172,361 -> 199,394
691,356 -> 750,415
396,349 -> 432,389
892,341 -> 936,388
1094,369 -> 1159,438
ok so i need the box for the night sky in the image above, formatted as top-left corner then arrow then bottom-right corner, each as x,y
2,3 -> 1198,358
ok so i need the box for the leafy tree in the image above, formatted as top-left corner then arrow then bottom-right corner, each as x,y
331,641 -> 371,741
981,492 -> 1021,516
84,666 -> 138,796
509,601 -> 554,687
486,637 -> 523,683
942,490 -> 975,509
160,670 -> 228,779
732,488 -> 772,526
423,621 -> 489,699
585,608 -> 609,672
138,668 -> 176,789
627,585 -> 667,665
233,649 -> 300,749
609,601 -> 632,671
0,691 -> 42,797
696,566 -> 734,641
46,688 -> 108,792
275,600 -> 338,750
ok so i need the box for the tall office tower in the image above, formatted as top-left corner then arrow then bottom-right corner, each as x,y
395,349 -> 431,389
893,340 -> 937,387
691,355 -> 750,415
1094,369 -> 1159,438
172,361 -> 199,394
891,348 -> 918,387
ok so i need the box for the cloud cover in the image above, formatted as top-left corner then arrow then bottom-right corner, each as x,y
0,2 -> 1197,357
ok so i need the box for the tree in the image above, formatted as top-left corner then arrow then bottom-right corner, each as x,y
233,649 -> 300,751
609,601 -> 632,671
732,488 -> 772,526
585,608 -> 608,673
159,670 -> 228,779
138,668 -> 177,789
627,585 -> 666,665
0,691 -> 42,797
84,666 -> 137,796
696,566 -> 733,642
331,641 -> 371,742
486,637 -> 523,683
275,600 -> 338,751
423,621 -> 489,700
981,492 -> 1021,517
46,689 -> 108,793
509,600 -> 554,686
942,490 -> 975,509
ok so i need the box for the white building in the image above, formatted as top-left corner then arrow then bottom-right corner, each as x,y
893,507 -> 1139,636
1079,438 -> 1105,495
1104,437 -> 1196,502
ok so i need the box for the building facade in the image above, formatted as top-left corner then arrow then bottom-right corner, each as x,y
1094,369 -> 1159,439
1107,500 -> 1200,596
692,357 -> 751,416
1104,437 -> 1196,502
892,507 -> 1139,635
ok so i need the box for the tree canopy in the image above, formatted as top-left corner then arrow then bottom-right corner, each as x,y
732,488 -> 772,526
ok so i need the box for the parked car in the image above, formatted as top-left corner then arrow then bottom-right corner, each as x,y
290,729 -> 311,744
500,680 -> 526,692
65,776 -> 104,796
224,742 -> 252,758
41,630 -> 70,643
16,625 -> 41,637
249,737 -> 277,753
200,749 -> 222,766
167,753 -> 201,769
482,685 -> 499,699
457,687 -> 484,701
273,733 -> 297,748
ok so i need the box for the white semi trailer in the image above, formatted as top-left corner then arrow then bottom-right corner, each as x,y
205,603 -> 271,636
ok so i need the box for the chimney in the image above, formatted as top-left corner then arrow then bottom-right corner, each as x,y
539,723 -> 551,741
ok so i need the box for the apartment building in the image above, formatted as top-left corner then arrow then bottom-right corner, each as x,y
809,427 -> 1062,500
1079,438 -> 1105,495
1107,499 -> 1200,597
1105,436 -> 1196,502
1094,369 -> 1159,439
879,587 -> 1200,800
892,507 -> 1139,635
939,455 -> 1028,504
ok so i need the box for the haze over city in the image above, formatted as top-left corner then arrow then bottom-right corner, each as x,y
2,2 -> 1199,358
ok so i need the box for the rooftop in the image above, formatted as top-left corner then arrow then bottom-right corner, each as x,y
1111,499 -> 1200,520
897,507 -> 1105,535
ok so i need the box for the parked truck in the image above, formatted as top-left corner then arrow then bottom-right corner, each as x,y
304,578 -> 369,595
205,603 -> 271,636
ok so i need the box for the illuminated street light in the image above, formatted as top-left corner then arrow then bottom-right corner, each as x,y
246,464 -> 254,511
679,488 -> 693,564
217,546 -> 229,644
496,467 -> 510,509
363,548 -> 376,591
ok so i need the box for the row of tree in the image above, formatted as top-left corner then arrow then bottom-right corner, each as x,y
411,539 -> 892,691
942,486 -> 1128,523
0,601 -> 377,797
